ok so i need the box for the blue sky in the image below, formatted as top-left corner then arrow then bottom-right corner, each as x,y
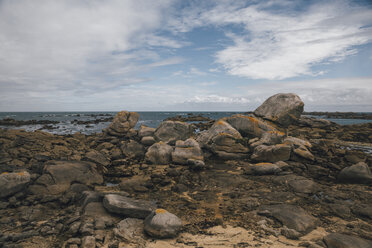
0,0 -> 372,111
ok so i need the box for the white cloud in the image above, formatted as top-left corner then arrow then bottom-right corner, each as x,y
200,81 -> 217,86
186,95 -> 250,104
0,0 -> 181,98
196,1 -> 372,80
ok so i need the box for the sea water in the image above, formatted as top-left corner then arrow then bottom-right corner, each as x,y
0,111 -> 370,135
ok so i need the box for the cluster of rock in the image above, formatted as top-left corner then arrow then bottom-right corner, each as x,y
0,93 -> 371,247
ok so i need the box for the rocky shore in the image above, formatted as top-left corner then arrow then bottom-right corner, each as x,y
0,93 -> 371,248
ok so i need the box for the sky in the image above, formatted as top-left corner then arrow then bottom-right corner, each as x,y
0,0 -> 372,112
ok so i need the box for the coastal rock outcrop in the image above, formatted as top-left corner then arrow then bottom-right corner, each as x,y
0,171 -> 31,198
254,93 -> 304,127
154,121 -> 192,144
197,120 -> 249,159
145,142 -> 173,164
323,233 -> 372,248
105,111 -> 139,136
144,209 -> 182,238
224,114 -> 276,138
121,140 -> 145,160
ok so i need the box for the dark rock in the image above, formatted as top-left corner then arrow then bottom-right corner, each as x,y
145,142 -> 173,165
338,162 -> 372,184
251,144 -> 291,162
144,209 -> 182,238
259,204 -> 317,235
83,150 -> 110,167
288,179 -> 318,194
352,205 -> 372,219
323,233 -> 372,248
0,171 -> 31,198
103,194 -> 156,219
121,140 -> 145,160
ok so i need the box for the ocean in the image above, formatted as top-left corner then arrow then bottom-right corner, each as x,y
0,112 -> 371,135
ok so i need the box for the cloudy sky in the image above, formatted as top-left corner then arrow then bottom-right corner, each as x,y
1,0 -> 372,111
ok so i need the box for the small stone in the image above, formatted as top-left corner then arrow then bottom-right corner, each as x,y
81,236 -> 96,248
144,209 -> 182,238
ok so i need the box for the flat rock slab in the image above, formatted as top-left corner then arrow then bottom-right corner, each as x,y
323,233 -> 372,248
259,204 -> 317,235
115,218 -> 145,243
103,194 -> 156,219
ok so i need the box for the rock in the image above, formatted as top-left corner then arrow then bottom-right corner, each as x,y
145,142 -> 173,165
197,120 -> 249,159
248,163 -> 281,175
338,162 -> 372,184
254,93 -> 304,127
352,204 -> 372,219
288,179 -> 318,194
141,136 -> 156,146
281,226 -> 302,240
154,121 -> 192,144
259,204 -> 317,235
172,138 -> 203,165
139,125 -> 155,137
323,233 -> 372,248
106,111 -> 139,136
34,161 -> 103,195
293,146 -> 315,161
121,140 -> 145,160
284,136 -> 312,149
251,144 -> 291,162
0,171 -> 31,198
144,209 -> 182,238
224,114 -> 277,138
103,194 -> 156,219
187,159 -> 207,170
81,236 -> 96,248
114,218 -> 145,243
84,150 -> 110,166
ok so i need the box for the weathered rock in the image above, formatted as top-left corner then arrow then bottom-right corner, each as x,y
293,146 -> 315,161
251,144 -> 291,162
224,114 -> 276,138
81,236 -> 96,248
352,204 -> 372,219
259,204 -> 317,235
323,233 -> 372,248
172,138 -> 203,165
154,121 -> 192,144
247,163 -> 281,175
145,142 -> 173,165
288,178 -> 318,194
0,171 -> 31,198
144,209 -> 182,238
197,120 -> 249,159
121,140 -> 145,160
139,125 -> 155,137
284,136 -> 312,149
187,159 -> 207,170
106,111 -> 139,136
83,150 -> 110,166
34,161 -> 103,195
103,194 -> 156,219
114,218 -> 145,243
338,162 -> 372,184
254,93 -> 304,127
141,136 -> 156,146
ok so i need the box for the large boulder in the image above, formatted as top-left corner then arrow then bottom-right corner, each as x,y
103,194 -> 156,219
33,161 -> 103,195
224,114 -> 277,138
154,121 -> 192,144
144,209 -> 182,238
338,162 -> 372,184
251,144 -> 291,162
145,142 -> 173,165
323,233 -> 372,248
138,125 -> 155,137
254,93 -> 304,127
259,204 -> 317,235
105,111 -> 139,136
0,171 -> 31,198
172,138 -> 203,165
197,120 -> 249,159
